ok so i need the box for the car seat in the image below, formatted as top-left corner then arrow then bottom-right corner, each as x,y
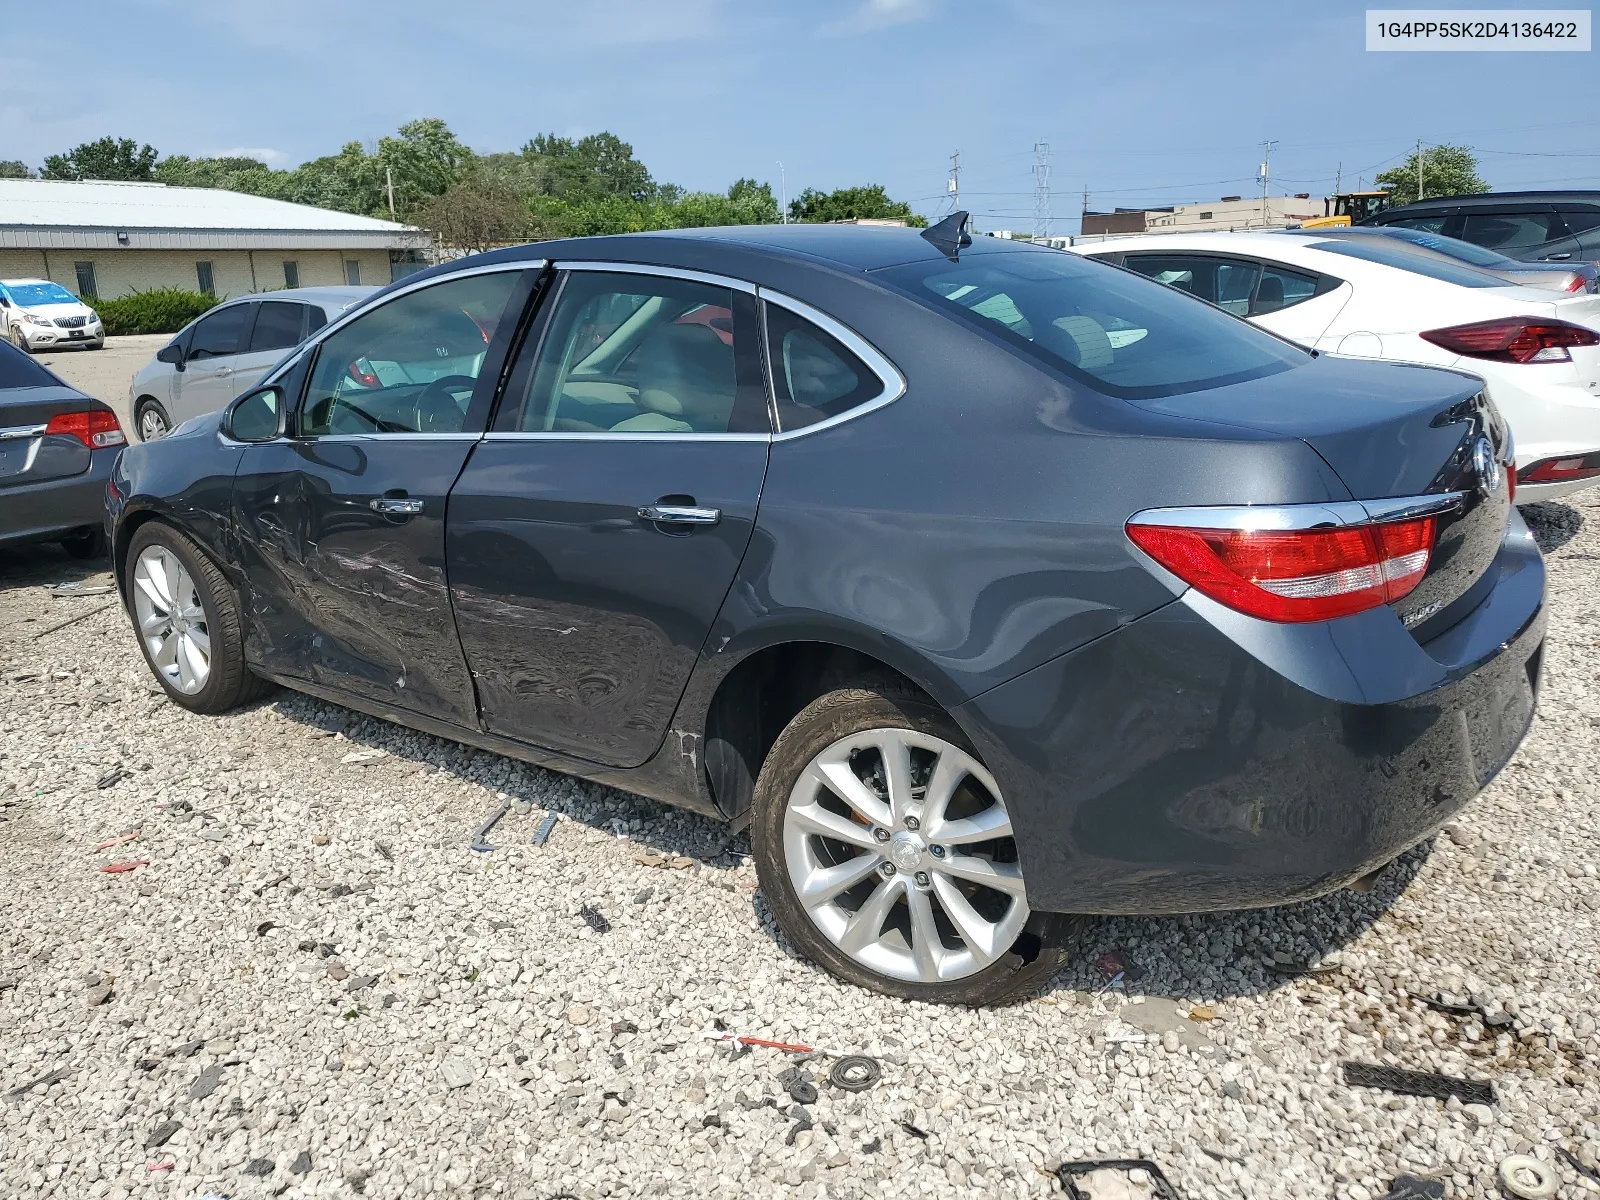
611,321 -> 736,432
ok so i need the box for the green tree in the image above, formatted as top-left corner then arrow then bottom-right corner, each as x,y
41,137 -> 159,181
788,184 -> 925,226
1374,144 -> 1489,207
0,160 -> 31,179
417,178 -> 528,252
522,132 -> 656,202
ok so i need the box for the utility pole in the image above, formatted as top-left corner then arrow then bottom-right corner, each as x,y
1259,140 -> 1277,227
1032,140 -> 1051,241
1416,138 -> 1425,202
777,161 -> 786,223
1335,162 -> 1342,195
947,150 -> 961,214
385,168 -> 396,220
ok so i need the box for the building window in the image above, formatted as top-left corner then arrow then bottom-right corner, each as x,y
73,261 -> 97,298
1199,212 -> 1214,220
283,260 -> 300,289
344,259 -> 361,286
196,261 -> 215,295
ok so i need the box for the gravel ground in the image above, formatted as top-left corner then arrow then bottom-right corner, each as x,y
1,498 -> 1598,1200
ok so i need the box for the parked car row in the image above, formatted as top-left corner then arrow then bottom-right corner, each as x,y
1370,190 -> 1600,265
1075,225 -> 1600,498
100,220 -> 1542,1003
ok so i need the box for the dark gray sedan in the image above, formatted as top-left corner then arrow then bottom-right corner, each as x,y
105,218 -> 1543,1004
0,340 -> 124,557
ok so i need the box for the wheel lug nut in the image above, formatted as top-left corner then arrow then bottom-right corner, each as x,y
914,871 -> 930,887
872,827 -> 890,843
904,816 -> 920,831
930,845 -> 945,859
878,861 -> 896,879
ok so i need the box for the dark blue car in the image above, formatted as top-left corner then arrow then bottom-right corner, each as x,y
106,218 -> 1543,1004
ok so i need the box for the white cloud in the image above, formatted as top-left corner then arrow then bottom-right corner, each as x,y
822,0 -> 931,36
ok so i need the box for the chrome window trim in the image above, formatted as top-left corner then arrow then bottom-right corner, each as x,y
0,422 -> 47,442
558,260 -> 757,295
1126,491 -> 1465,531
483,431 -> 771,444
758,288 -> 906,440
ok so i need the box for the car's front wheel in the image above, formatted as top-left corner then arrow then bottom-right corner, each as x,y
135,399 -> 171,442
751,683 -> 1076,1004
125,523 -> 271,713
8,325 -> 27,352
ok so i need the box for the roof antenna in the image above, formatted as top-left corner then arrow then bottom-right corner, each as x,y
921,210 -> 972,258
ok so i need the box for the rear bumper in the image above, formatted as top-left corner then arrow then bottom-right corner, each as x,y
958,514 -> 1545,915
0,448 -> 116,548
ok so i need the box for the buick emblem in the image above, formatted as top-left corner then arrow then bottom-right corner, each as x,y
1472,436 -> 1502,496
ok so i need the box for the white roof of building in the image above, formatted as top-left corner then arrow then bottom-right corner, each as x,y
0,179 -> 426,252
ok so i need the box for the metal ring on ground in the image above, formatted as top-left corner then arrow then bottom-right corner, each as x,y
1498,1155 -> 1556,1200
828,1055 -> 882,1092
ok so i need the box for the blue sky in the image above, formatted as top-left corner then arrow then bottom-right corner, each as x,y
4,0 -> 1598,232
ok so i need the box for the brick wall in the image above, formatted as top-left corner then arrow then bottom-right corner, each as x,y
0,248 -> 393,299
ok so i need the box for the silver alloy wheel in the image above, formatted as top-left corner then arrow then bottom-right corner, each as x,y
782,727 -> 1029,984
138,406 -> 169,441
131,546 -> 211,694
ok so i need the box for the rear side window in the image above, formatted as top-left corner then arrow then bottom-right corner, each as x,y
1306,239 -> 1508,288
1562,209 -> 1600,235
1254,263 -> 1321,314
879,250 -> 1306,399
0,339 -> 58,388
764,304 -> 885,430
1458,211 -> 1562,252
187,304 -> 250,360
248,301 -> 305,353
1121,255 -> 1259,316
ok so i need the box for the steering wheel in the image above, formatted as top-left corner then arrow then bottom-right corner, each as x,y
413,375 -> 477,433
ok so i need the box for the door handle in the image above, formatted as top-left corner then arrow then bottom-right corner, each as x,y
1545,253 -> 1574,260
216,365 -> 233,375
370,497 -> 424,515
637,504 -> 720,525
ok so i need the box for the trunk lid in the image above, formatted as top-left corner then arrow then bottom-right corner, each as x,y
1127,353 -> 1512,637
0,384 -> 109,486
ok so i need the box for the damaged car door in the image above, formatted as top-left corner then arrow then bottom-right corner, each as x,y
230,266 -> 535,725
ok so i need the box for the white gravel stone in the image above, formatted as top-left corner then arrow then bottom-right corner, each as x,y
2,497 -> 1599,1199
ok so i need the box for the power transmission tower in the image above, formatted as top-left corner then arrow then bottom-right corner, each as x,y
946,150 -> 961,214
1032,140 -> 1051,240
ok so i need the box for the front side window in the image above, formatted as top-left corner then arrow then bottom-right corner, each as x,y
765,304 -> 884,430
1385,215 -> 1450,234
248,301 -> 305,353
300,271 -> 520,437
187,304 -> 250,360
508,271 -> 766,434
1122,255 -> 1259,316
1458,211 -> 1561,252
880,250 -> 1307,398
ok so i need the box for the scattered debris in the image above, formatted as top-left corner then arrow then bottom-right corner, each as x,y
1268,958 -> 1341,978
96,767 -> 132,790
33,602 -> 115,638
1340,1062 -> 1494,1106
1558,1148 -> 1600,1185
1057,1159 -> 1181,1200
49,582 -> 114,597
374,841 -> 393,862
828,1056 -> 882,1093
99,860 -> 149,874
1409,992 -> 1515,1029
633,887 -> 653,904
862,1136 -> 881,1154
244,1158 -> 274,1177
86,975 -> 114,1007
898,1120 -> 929,1140
1376,1175 -> 1446,1200
470,802 -> 510,852
255,922 -> 278,937
145,1118 -> 182,1149
784,1110 -> 814,1146
533,813 -> 558,846
146,1161 -> 174,1173
4,1065 -> 70,1102
1498,1154 -> 1557,1200
779,1066 -> 818,1105
339,750 -> 386,766
1188,1004 -> 1216,1022
93,830 -> 140,851
440,1058 -> 474,1089
346,974 -> 379,993
290,1150 -> 312,1175
188,1064 -> 225,1100
311,834 -> 330,846
168,1040 -> 204,1058
579,904 -> 611,933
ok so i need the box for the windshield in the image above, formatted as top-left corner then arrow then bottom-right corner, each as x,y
1305,239 -> 1510,288
5,282 -> 80,308
878,248 -> 1307,398
1337,227 -> 1514,268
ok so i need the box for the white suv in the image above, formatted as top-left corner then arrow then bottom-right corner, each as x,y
0,279 -> 104,351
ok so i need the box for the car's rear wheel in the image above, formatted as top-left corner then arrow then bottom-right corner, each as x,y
125,523 -> 271,713
750,684 -> 1076,1004
60,528 -> 107,560
135,399 -> 170,442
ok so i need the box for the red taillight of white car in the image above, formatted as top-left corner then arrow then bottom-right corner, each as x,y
45,409 -> 126,449
1519,452 -> 1600,486
1127,516 -> 1437,623
1420,317 -> 1600,364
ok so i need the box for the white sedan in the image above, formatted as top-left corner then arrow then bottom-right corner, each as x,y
1075,231 -> 1600,500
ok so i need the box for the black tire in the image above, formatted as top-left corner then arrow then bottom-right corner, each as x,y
59,528 -> 107,560
134,398 -> 171,442
750,683 -> 1078,1005
8,325 -> 27,353
125,522 -> 273,714
87,340 -> 105,351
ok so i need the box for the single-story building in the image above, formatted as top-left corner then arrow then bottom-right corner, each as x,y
0,179 -> 432,300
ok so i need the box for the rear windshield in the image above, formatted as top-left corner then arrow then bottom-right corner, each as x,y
5,282 -> 79,307
0,339 -> 60,388
1305,239 -> 1509,288
877,249 -> 1306,398
1354,227 -> 1512,267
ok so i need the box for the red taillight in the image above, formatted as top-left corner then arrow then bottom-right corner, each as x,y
1420,317 -> 1600,364
1519,453 -> 1600,484
45,409 -> 125,449
1127,516 -> 1437,623
1566,276 -> 1586,293
346,357 -> 381,388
